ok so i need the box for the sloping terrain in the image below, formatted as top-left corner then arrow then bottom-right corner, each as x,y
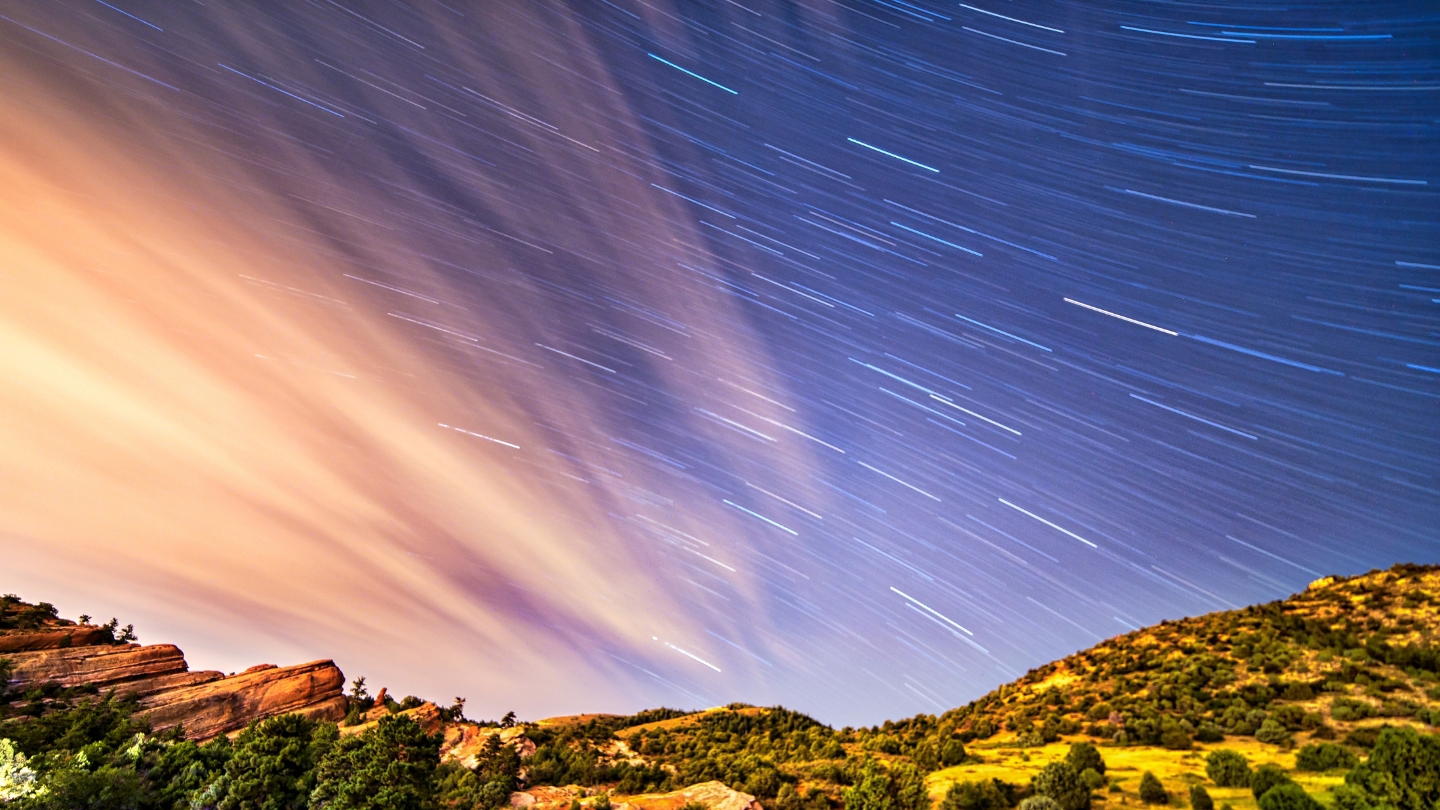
2,564 -> 1438,810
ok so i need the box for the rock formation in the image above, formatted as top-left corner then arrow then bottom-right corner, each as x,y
136,659 -> 347,740
508,781 -> 761,810
1,619 -> 346,740
6,642 -> 189,690
0,625 -> 111,653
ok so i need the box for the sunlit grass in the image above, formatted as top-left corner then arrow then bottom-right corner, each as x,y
927,735 -> 1351,809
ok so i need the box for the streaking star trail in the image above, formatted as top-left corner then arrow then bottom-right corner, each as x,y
0,0 -> 1435,726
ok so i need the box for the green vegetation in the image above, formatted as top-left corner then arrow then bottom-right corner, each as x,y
1294,743 -> 1358,772
1206,750 -> 1253,787
940,780 -> 1011,810
5,567 -> 1440,809
1138,772 -> 1166,805
1250,764 -> 1293,800
0,697 -> 518,809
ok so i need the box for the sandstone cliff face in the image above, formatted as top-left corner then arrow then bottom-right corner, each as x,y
0,626 -> 111,653
136,659 -> 347,740
2,634 -> 346,741
5,643 -> 188,689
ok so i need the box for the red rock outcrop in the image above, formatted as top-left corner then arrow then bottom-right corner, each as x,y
0,626 -> 111,653
2,624 -> 348,740
441,723 -> 535,767
136,659 -> 347,740
509,781 -> 762,810
5,643 -> 189,689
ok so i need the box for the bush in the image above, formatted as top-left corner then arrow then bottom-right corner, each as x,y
1341,726 -> 1440,810
843,760 -> 929,810
1066,742 -> 1105,776
1020,798 -> 1060,810
1294,742 -> 1359,771
18,762 -> 144,810
1256,720 -> 1293,747
1189,785 -> 1213,810
942,780 -> 1010,810
1196,724 -> 1224,743
942,739 -> 969,767
1080,770 -> 1105,791
1033,761 -> 1090,810
1139,772 -> 1168,805
1332,698 -> 1375,722
1161,729 -> 1193,750
1257,783 -> 1321,810
1206,750 -> 1252,788
1344,726 -> 1387,749
1331,784 -> 1373,810
1250,765 -> 1293,800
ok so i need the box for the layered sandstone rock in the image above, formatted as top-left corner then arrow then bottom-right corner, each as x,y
2,627 -> 347,741
4,643 -> 188,689
509,781 -> 762,810
623,781 -> 763,810
0,625 -> 111,653
136,659 -> 347,740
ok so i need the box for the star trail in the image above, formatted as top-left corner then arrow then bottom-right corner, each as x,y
0,1 -> 1435,725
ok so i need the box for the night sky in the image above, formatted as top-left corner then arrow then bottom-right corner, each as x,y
0,1 -> 1436,726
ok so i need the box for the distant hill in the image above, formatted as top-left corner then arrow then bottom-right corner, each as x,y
2,564 -> 1438,810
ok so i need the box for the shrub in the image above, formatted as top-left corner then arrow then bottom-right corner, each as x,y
942,739 -> 969,767
841,761 -> 894,810
1019,798 -> 1060,810
1257,783 -> 1321,810
1344,726 -> 1388,749
1139,772 -> 1168,805
1033,761 -> 1090,810
1080,770 -> 1105,792
942,780 -> 1010,810
1206,750 -> 1252,788
1341,726 -> 1440,810
1189,785 -> 1213,810
1161,728 -> 1193,750
1294,742 -> 1359,771
1250,764 -> 1293,800
1256,719 -> 1293,747
0,739 -> 41,802
1331,698 -> 1375,722
1067,742 -> 1105,775
1196,724 -> 1224,743
1331,784 -> 1373,810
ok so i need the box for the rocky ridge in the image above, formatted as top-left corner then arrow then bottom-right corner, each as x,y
0,606 -> 345,740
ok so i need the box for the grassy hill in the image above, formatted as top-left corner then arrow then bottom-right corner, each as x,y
517,564 -> 1440,810
2,563 -> 1439,810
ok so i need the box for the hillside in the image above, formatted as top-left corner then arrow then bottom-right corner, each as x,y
2,564 -> 1439,810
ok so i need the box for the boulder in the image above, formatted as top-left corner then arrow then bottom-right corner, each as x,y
136,659 -> 346,740
508,781 -> 761,810
340,701 -> 446,738
441,724 -> 534,768
3,643 -> 188,690
625,781 -> 763,810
